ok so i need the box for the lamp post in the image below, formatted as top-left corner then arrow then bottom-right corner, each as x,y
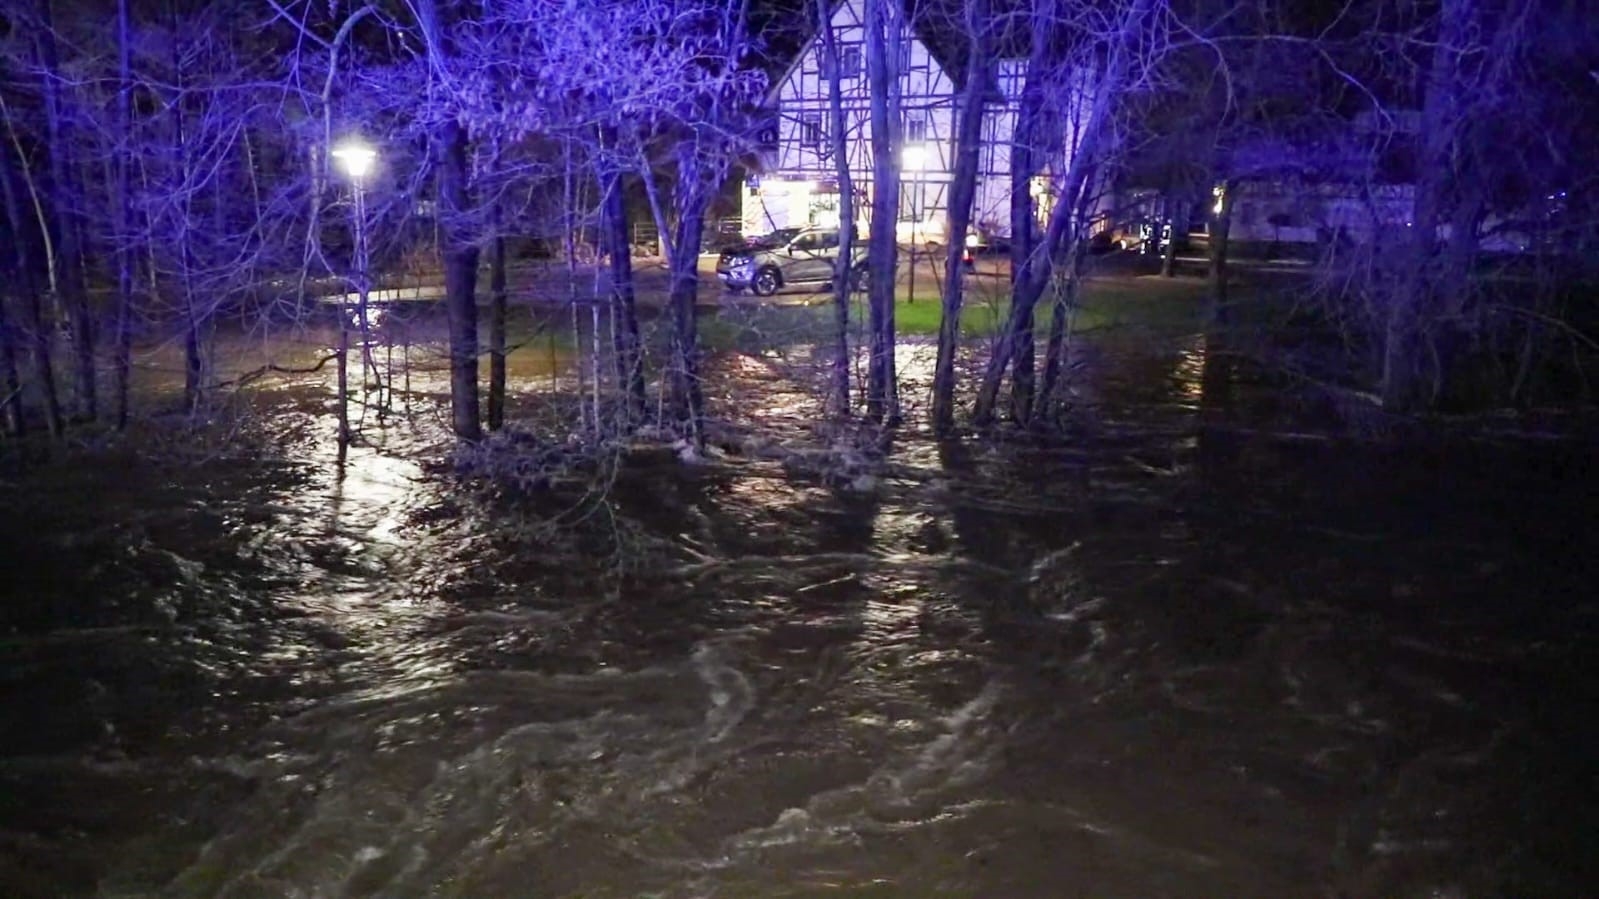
331,140 -> 380,431
902,143 -> 926,304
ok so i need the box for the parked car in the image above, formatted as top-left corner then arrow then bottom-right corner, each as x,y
713,227 -> 802,270
716,227 -> 868,296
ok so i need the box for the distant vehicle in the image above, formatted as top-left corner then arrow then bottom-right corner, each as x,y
716,227 -> 868,296
1089,221 -> 1168,255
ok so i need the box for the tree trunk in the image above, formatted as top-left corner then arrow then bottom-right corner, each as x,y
818,0 -> 855,415
336,320 -> 351,449
931,0 -> 990,433
166,18 -> 204,415
1383,0 -> 1468,410
1037,226 -> 1089,419
863,0 -> 902,423
667,152 -> 709,444
817,0 -> 855,416
488,222 -> 507,431
38,0 -> 95,421
1208,179 -> 1235,326
1160,191 -> 1180,277
0,143 -> 60,437
599,134 -> 644,419
438,119 -> 482,441
975,0 -> 1151,426
0,292 -> 22,437
972,0 -> 1051,426
112,0 -> 133,428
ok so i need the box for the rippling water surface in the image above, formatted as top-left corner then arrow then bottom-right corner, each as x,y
2,331 -> 1596,898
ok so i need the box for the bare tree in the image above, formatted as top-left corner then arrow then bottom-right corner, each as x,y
815,0 -> 857,416
0,272 -> 21,436
974,0 -> 1161,426
35,0 -> 95,420
862,0 -> 904,423
110,0 -> 133,427
0,137 -> 61,437
598,126 -> 645,420
931,0 -> 993,432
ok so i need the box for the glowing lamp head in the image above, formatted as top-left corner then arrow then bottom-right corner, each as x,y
332,141 -> 377,179
902,144 -> 926,172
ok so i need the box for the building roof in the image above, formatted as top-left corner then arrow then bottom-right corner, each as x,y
757,0 -> 1033,100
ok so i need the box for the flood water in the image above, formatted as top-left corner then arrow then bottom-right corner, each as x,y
2,326 -> 1596,898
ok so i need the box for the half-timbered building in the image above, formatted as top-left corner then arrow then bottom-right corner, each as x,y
742,0 -> 1041,244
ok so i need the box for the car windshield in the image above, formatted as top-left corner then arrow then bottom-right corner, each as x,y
791,231 -> 838,251
748,229 -> 799,248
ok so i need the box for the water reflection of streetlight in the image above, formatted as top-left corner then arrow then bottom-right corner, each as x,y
331,139 -> 382,429
902,143 -> 926,304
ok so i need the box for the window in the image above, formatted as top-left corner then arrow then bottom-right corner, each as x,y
800,114 -> 824,148
823,44 -> 862,79
903,111 -> 927,144
898,41 -> 911,73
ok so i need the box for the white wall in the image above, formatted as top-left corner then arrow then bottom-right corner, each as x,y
745,0 -> 1091,240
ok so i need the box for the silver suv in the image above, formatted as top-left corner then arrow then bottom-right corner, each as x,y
716,228 -> 868,297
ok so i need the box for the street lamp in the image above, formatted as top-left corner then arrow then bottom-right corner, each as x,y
331,142 -> 376,296
902,143 -> 927,304
330,139 -> 380,441
331,141 -> 377,179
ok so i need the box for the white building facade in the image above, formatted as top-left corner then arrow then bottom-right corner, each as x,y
743,0 -> 1039,244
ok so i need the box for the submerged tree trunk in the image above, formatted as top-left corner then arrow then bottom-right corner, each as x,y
438,119 -> 482,441
38,0 -> 95,420
931,0 -> 990,433
599,133 -> 644,419
863,0 -> 902,423
817,0 -> 855,416
0,143 -> 60,437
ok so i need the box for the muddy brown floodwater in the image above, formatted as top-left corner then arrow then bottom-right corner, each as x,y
1,326 -> 1596,898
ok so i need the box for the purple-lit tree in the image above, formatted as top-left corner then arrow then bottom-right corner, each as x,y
929,0 -> 994,433
861,0 -> 905,423
972,0 -> 1164,427
814,0 -> 858,418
